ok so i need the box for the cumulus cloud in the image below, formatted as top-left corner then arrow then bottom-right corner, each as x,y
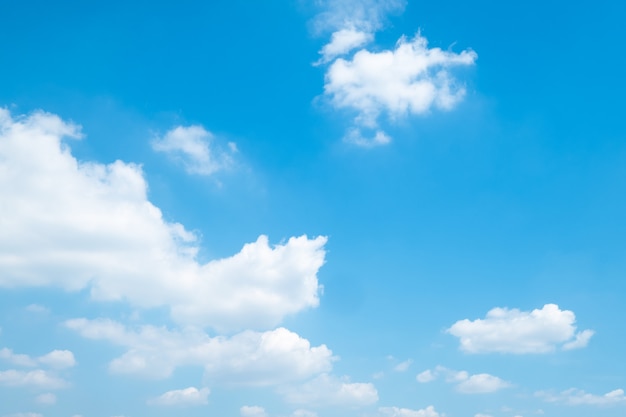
0,348 -> 76,369
35,393 -> 57,405
416,366 -> 510,394
379,405 -> 441,417
281,373 -> 378,407
0,369 -> 67,389
4,413 -> 43,417
65,318 -> 334,384
291,410 -> 318,417
536,388 -> 626,406
313,0 -> 476,146
447,304 -> 594,354
240,406 -> 267,417
151,125 -> 235,175
0,109 -> 327,332
147,387 -> 210,406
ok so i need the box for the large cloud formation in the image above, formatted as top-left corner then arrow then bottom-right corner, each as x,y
0,109 -> 327,331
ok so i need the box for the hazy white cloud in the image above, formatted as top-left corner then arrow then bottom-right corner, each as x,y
0,348 -> 76,369
25,304 -> 49,314
35,393 -> 57,405
447,304 -> 594,354
147,387 -> 210,406
282,373 -> 378,407
151,125 -> 235,175
379,405 -> 441,417
416,370 -> 435,383
313,0 -> 406,35
317,28 -> 373,64
240,406 -> 267,417
4,413 -> 43,417
536,388 -> 626,406
393,359 -> 413,372
0,109 -> 327,332
65,318 -> 333,384
416,366 -> 510,394
0,348 -> 37,367
291,410 -> 318,417
0,369 -> 67,389
474,414 -> 493,417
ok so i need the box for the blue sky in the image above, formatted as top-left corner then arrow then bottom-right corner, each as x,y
1,1 -> 625,416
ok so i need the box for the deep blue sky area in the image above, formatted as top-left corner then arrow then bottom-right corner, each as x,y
1,1 -> 625,417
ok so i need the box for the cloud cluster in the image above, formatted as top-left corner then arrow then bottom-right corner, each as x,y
0,369 -> 67,390
151,125 -> 236,176
314,0 -> 476,146
65,318 -> 334,384
416,366 -> 510,394
447,304 -> 594,354
0,109 -> 327,332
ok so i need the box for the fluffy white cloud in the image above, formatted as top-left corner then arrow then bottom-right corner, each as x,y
35,392 -> 57,405
38,350 -> 76,369
324,33 -> 476,146
0,369 -> 67,389
240,406 -> 267,417
379,406 -> 441,417
0,109 -> 327,332
474,414 -> 493,417
0,348 -> 76,369
416,366 -> 509,394
147,387 -> 210,406
151,125 -> 235,175
314,0 -> 475,147
65,318 -> 334,384
536,388 -> 626,406
281,373 -> 378,407
447,304 -> 594,354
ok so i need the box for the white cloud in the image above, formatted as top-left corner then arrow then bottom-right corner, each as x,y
147,387 -> 210,406
0,369 -> 67,389
240,406 -> 267,417
416,370 -> 435,383
379,405 -> 441,417
25,304 -> 49,314
0,109 -> 327,332
416,366 -> 509,394
0,348 -> 76,369
0,348 -> 37,367
281,373 -> 378,407
324,33 -> 476,145
393,359 -> 413,372
447,304 -> 594,354
457,374 -> 510,394
38,350 -> 76,369
317,28 -> 373,64
474,414 -> 493,417
536,388 -> 626,406
65,318 -> 334,384
313,0 -> 476,146
35,393 -> 57,405
151,125 -> 235,175
291,410 -> 318,417
4,413 -> 43,417
313,0 -> 406,35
